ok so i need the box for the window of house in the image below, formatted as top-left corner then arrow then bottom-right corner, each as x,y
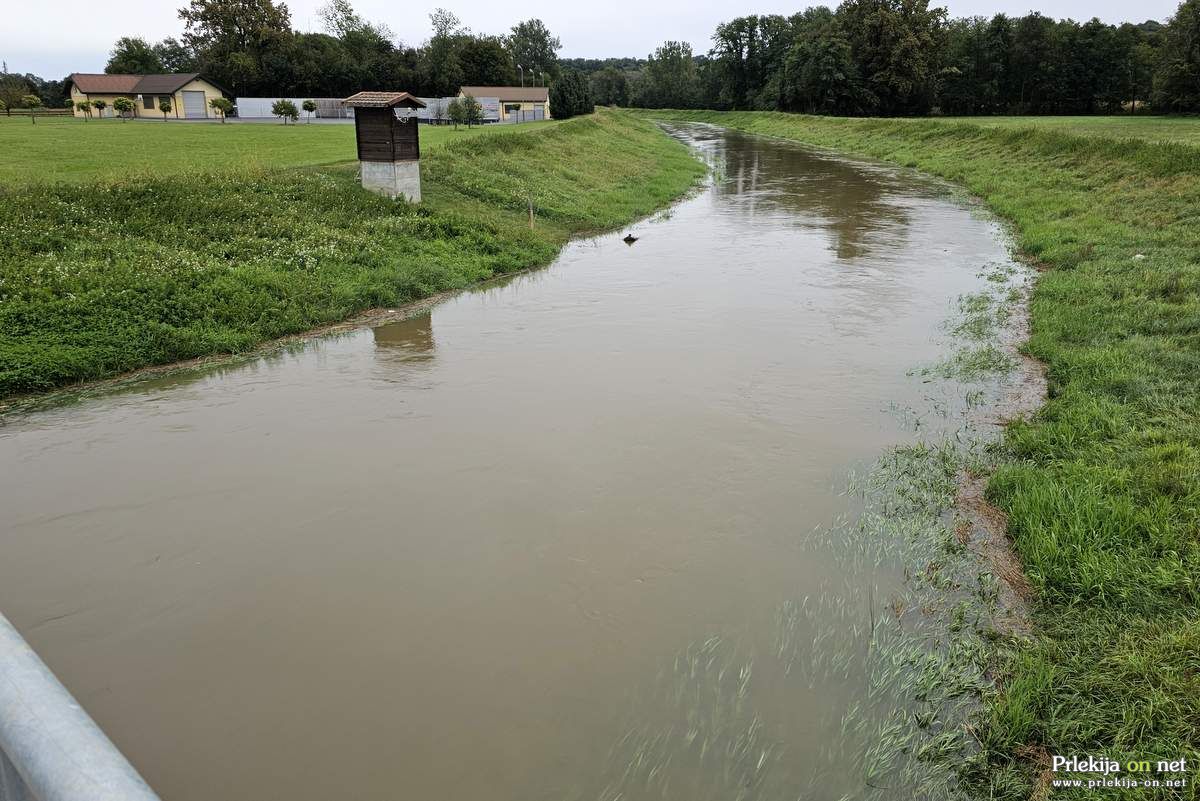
142,94 -> 154,110
158,95 -> 173,109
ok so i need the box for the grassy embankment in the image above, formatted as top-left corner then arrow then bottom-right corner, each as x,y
930,114 -> 1200,147
650,111 -> 1200,799
0,110 -> 702,396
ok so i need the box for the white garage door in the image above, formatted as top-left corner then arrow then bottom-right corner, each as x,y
182,90 -> 207,118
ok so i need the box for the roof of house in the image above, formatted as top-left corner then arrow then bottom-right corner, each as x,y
135,73 -> 205,93
68,72 -> 224,95
459,86 -> 549,102
343,91 -> 426,108
68,73 -> 140,93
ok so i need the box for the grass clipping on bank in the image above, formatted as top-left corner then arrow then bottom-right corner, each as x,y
0,110 -> 703,396
649,111 -> 1200,800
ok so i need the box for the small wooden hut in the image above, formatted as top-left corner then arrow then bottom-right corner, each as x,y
343,91 -> 427,202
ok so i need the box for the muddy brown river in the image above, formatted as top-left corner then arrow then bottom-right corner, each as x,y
0,126 -> 1018,800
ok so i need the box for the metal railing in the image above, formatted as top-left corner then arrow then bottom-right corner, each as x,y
0,613 -> 161,801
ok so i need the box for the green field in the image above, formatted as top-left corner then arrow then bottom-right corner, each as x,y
0,116 -> 560,185
0,110 -> 702,395
928,114 -> 1200,146
649,110 -> 1200,800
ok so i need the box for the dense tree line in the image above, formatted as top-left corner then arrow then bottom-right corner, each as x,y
6,0 -> 1198,116
588,0 -> 1199,115
155,0 -> 563,98
0,72 -> 67,112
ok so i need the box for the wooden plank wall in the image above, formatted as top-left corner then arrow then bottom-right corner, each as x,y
355,108 -> 421,162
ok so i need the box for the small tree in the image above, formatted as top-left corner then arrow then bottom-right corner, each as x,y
302,98 -> 317,122
75,101 -> 91,119
272,99 -> 299,124
462,93 -> 482,127
159,98 -> 172,120
447,97 -> 465,129
91,99 -> 108,119
22,94 -> 42,124
112,97 -> 134,120
210,97 -> 234,122
0,100 -> 6,116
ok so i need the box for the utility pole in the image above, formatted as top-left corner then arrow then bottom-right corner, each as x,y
518,64 -> 524,87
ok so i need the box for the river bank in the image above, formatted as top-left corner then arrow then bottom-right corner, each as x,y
0,110 -> 704,398
647,110 -> 1200,799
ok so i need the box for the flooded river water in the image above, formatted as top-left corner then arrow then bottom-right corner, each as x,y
0,126 -> 1019,800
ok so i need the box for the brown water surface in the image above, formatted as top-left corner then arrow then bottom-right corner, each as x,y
0,126 -> 1016,800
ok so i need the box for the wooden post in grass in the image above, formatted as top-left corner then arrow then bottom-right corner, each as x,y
343,91 -> 426,203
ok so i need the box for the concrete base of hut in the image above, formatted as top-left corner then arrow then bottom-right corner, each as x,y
361,159 -> 421,202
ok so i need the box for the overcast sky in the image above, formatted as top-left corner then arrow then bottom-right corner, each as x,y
2,0 -> 1178,80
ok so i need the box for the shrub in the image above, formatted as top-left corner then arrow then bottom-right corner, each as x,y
272,99 -> 299,124
209,97 -> 234,123
112,97 -> 134,120
549,71 -> 594,119
462,94 -> 482,127
447,97 -> 465,129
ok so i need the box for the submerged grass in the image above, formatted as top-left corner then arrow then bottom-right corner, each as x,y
588,236 -> 1033,801
648,110 -> 1200,798
0,110 -> 704,397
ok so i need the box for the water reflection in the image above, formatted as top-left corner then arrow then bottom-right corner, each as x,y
680,126 -> 914,260
372,312 -> 435,363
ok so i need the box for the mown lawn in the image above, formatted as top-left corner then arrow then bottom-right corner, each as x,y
648,110 -> 1200,800
0,110 -> 703,395
0,115 -> 559,185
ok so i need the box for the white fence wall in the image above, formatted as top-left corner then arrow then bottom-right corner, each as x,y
236,96 -> 520,123
234,97 -> 352,118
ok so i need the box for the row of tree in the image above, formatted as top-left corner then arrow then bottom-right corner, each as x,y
573,0 -> 1200,115
5,0 -> 1197,118
0,0 -> 566,111
105,0 -> 563,100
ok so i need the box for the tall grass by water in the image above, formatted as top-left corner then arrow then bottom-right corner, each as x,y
0,111 -> 704,397
647,110 -> 1200,799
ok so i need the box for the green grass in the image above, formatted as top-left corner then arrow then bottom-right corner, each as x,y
928,115 -> 1200,147
0,115 -> 561,185
646,110 -> 1200,799
0,110 -> 703,395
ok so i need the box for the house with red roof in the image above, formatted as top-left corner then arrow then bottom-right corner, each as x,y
67,73 -> 230,119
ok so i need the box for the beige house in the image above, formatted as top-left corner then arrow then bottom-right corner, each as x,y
67,73 -> 229,119
459,86 -> 550,121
